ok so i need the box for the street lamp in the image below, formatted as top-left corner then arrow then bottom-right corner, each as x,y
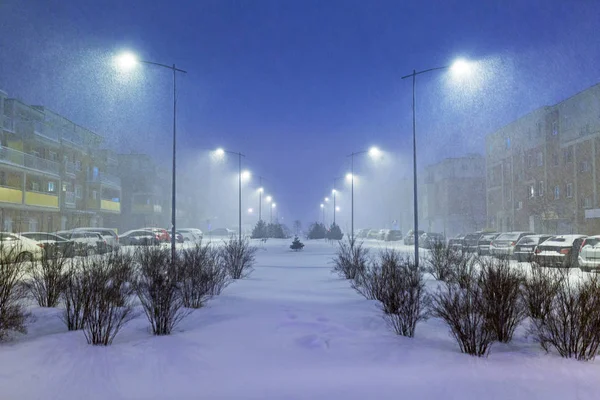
401,58 -> 473,267
212,148 -> 247,241
271,203 -> 276,224
258,186 -> 264,221
320,203 -> 325,224
332,176 -> 343,226
115,51 -> 187,262
347,146 -> 382,242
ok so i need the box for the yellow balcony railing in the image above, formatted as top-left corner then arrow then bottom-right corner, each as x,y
0,186 -> 23,204
24,191 -> 59,208
100,199 -> 121,213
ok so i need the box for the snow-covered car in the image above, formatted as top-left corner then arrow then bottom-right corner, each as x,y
384,230 -> 403,242
490,232 -> 535,258
513,234 -> 552,262
73,228 -> 119,251
177,230 -> 200,242
119,230 -> 161,246
533,235 -> 586,268
208,228 -> 236,237
476,233 -> 500,256
577,235 -> 600,272
21,232 -> 76,258
448,234 -> 465,252
55,230 -> 108,255
0,232 -> 45,261
419,232 -> 446,249
404,230 -> 425,245
178,228 -> 203,241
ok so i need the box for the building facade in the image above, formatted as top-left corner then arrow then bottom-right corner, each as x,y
485,83 -> 600,235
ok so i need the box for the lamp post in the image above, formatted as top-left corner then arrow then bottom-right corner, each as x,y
347,147 -> 381,242
271,203 -> 276,224
332,176 -> 342,226
214,148 -> 248,241
320,203 -> 325,224
401,59 -> 472,268
258,176 -> 266,222
115,52 -> 187,263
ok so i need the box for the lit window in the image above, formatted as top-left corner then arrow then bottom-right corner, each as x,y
566,183 -> 573,198
554,185 -> 560,200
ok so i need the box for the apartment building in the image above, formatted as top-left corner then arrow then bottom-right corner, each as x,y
485,83 -> 600,235
421,154 -> 486,237
0,90 -> 121,232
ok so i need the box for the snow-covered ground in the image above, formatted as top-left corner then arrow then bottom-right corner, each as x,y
2,239 -> 600,399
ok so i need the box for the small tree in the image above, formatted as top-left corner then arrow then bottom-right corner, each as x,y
307,222 -> 327,239
251,220 -> 268,239
25,250 -> 69,307
326,223 -> 344,240
267,223 -> 286,239
424,240 -> 464,282
290,236 -> 305,251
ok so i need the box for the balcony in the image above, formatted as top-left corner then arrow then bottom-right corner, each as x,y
3,117 -> 15,133
88,172 -> 121,188
24,190 -> 59,209
62,131 -> 86,149
132,203 -> 162,214
0,146 -> 60,176
34,123 -> 59,142
63,191 -> 76,208
87,198 -> 121,213
64,161 -> 76,176
0,185 -> 23,204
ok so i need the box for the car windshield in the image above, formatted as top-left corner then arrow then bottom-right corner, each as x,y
496,233 -> 521,240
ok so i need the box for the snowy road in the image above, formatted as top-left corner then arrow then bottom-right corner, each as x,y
1,239 -> 600,399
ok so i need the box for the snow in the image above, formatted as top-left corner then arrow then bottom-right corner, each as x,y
2,240 -> 600,399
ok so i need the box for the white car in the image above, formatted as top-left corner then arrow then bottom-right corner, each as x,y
533,235 -> 586,268
0,232 -> 45,261
55,230 -> 108,255
577,235 -> 600,271
177,231 -> 200,243
178,228 -> 203,240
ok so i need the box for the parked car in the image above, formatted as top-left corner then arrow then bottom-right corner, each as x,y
476,233 -> 500,256
21,232 -> 75,258
489,232 -> 535,258
404,230 -> 425,245
378,229 -> 390,240
0,232 -> 44,261
177,230 -> 200,242
578,235 -> 600,271
208,228 -> 236,237
73,227 -> 119,251
513,234 -> 552,262
385,230 -> 403,241
419,232 -> 446,249
56,230 -> 108,255
448,234 -> 465,252
463,231 -> 488,253
119,230 -> 161,246
178,228 -> 203,241
356,229 -> 370,239
141,227 -> 171,242
533,235 -> 586,268
367,229 -> 381,240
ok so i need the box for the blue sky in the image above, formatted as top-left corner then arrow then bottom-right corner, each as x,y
1,0 -> 599,224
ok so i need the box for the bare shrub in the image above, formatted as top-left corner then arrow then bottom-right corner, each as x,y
0,246 -> 31,340
425,241 -> 464,282
431,268 -> 494,357
333,237 -> 369,280
531,274 -> 600,361
134,246 -> 189,335
82,252 -> 136,345
178,243 -> 230,308
522,265 -> 564,321
478,257 -> 525,343
25,251 -> 68,307
220,237 -> 257,279
450,255 -> 478,290
61,259 -> 91,331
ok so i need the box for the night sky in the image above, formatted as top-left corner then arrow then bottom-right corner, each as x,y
1,0 -> 599,224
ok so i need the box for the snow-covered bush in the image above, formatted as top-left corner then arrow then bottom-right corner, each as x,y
25,250 -> 69,307
251,220 -> 268,239
290,236 -> 305,251
522,265 -> 565,321
326,223 -> 343,241
178,243 -> 230,308
477,257 -> 525,343
425,241 -> 464,282
82,252 -> 136,345
307,222 -> 327,239
332,237 -> 368,280
0,246 -> 30,340
531,274 -> 600,361
134,246 -> 189,335
220,237 -> 257,279
431,268 -> 494,357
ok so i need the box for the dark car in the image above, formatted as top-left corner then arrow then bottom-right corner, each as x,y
476,233 -> 500,256
385,230 -> 403,242
448,234 -> 465,252
513,234 -> 552,262
20,232 -> 76,258
463,232 -> 487,253
119,230 -> 161,246
419,232 -> 446,249
404,230 -> 425,245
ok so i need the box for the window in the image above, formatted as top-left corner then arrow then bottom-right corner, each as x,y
3,217 -> 12,233
538,181 -> 545,197
552,121 -> 558,135
75,160 -> 82,171
527,154 -> 534,168
75,185 -> 83,198
554,185 -> 560,200
566,183 -> 573,198
92,190 -> 97,200
563,147 -> 573,163
49,151 -> 58,161
552,153 -> 559,166
529,184 -> 535,198
28,218 -> 38,232
580,160 -> 591,173
48,181 -> 55,192
537,152 -> 543,166
581,197 -> 592,209
516,201 -> 523,210
31,181 -> 40,191
507,189 -> 512,202
0,171 -> 5,186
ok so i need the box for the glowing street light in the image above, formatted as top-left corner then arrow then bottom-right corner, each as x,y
401,57 -> 475,268
324,197 -> 329,202
248,208 -> 254,214
368,146 -> 381,158
320,203 -> 325,224
241,170 -> 251,181
114,50 -> 187,263
211,147 -> 246,240
266,195 -> 272,203
258,187 -> 264,193
345,173 -> 353,182
336,206 -> 340,212
270,202 -> 276,223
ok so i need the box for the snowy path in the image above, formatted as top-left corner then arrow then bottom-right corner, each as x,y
2,240 -> 600,399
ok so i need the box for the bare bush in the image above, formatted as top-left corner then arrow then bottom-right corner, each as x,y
0,246 -> 31,340
134,246 -> 189,335
431,269 -> 494,357
25,251 -> 68,307
522,265 -> 564,321
178,243 -> 230,308
221,237 -> 257,279
82,252 -> 136,345
531,274 -> 600,361
450,255 -> 478,290
478,257 -> 525,343
61,259 -> 91,331
332,237 -> 369,280
425,241 -> 464,282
